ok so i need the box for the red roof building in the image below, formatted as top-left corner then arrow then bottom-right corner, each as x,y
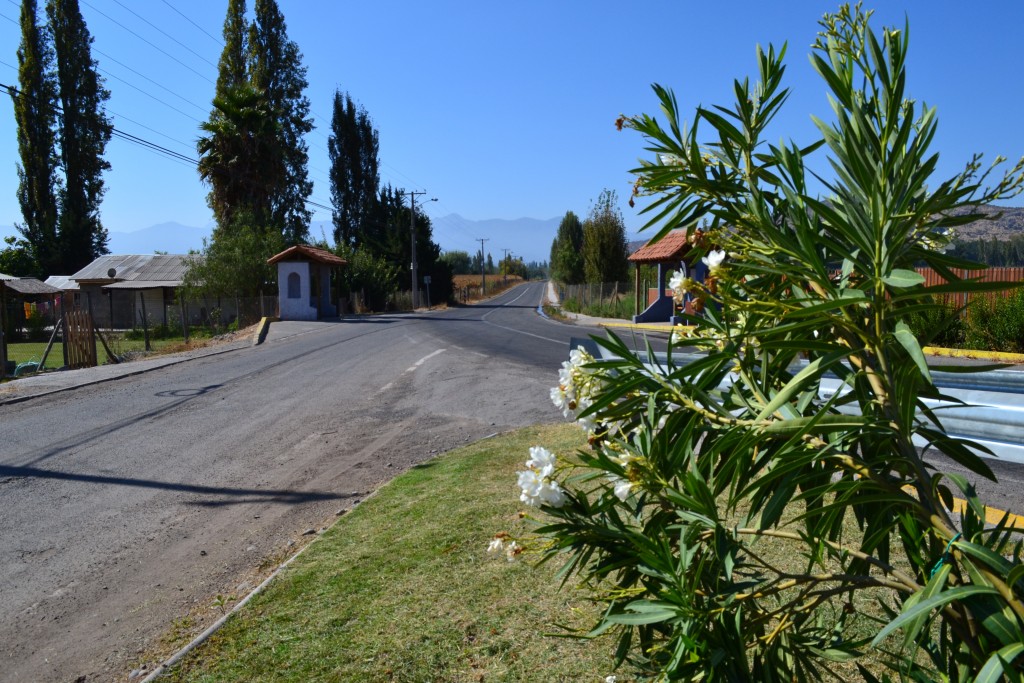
627,230 -> 703,323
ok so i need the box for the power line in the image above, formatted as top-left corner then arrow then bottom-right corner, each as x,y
159,0 -> 222,46
107,0 -> 218,69
93,46 -> 207,116
80,0 -> 214,85
2,81 -> 335,216
97,63 -> 203,123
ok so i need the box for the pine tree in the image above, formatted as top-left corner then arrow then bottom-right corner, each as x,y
12,0 -> 61,277
329,90 -> 379,247
249,0 -> 312,244
215,0 -> 247,99
47,0 -> 112,273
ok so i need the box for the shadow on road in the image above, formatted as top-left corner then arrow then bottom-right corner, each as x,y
0,463 -> 346,506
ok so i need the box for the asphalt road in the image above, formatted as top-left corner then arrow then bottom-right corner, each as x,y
1,281 -> 1021,681
0,281 -> 644,682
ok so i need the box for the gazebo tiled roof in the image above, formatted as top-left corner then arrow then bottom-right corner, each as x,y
628,230 -> 692,264
267,244 -> 347,267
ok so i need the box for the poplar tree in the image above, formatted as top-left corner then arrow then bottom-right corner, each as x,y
11,0 -> 60,277
249,0 -> 312,245
328,90 -> 380,248
551,210 -> 585,284
582,189 -> 629,284
215,0 -> 247,99
47,0 -> 112,273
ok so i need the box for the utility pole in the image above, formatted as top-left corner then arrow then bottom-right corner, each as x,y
408,190 -> 426,309
478,238 -> 489,296
406,191 -> 436,309
502,248 -> 512,284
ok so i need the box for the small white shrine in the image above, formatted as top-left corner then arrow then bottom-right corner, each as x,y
267,245 -> 347,321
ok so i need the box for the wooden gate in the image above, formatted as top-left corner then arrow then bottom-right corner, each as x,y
64,309 -> 97,369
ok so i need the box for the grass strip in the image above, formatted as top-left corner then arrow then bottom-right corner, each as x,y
164,423 -> 631,683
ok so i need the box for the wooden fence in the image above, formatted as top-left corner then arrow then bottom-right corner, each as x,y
64,309 -> 97,369
917,266 -> 1024,310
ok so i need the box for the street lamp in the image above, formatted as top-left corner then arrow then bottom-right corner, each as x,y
409,191 -> 437,309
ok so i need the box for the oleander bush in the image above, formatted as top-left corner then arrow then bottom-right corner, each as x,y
505,5 -> 1024,681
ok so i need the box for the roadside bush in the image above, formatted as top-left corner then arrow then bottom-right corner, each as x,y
505,6 -> 1024,681
964,289 -> 1024,353
905,296 -> 966,349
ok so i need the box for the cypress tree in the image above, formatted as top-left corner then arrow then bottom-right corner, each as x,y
47,0 -> 112,273
215,0 -> 248,99
249,0 -> 312,245
12,0 -> 61,277
328,90 -> 379,248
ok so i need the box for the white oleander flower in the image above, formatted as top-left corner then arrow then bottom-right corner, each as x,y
526,446 -> 557,478
505,540 -> 521,561
550,385 -> 570,415
702,248 -> 727,276
486,538 -> 505,555
608,475 -> 634,502
517,448 -> 567,508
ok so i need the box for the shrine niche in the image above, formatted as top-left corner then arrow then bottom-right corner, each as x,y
267,245 -> 347,321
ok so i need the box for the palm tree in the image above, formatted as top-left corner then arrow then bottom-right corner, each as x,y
197,84 -> 286,233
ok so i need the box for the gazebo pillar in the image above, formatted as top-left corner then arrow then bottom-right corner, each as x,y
633,265 -> 641,317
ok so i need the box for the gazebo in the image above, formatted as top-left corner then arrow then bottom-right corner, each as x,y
627,230 -> 705,324
1,273 -> 63,377
267,245 -> 347,321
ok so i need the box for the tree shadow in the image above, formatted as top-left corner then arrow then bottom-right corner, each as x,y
0,463 -> 346,506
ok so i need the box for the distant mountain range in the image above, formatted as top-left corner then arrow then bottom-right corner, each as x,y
624,205 -> 1024,252
431,214 -> 563,264
23,204 -> 1023,268
1,215 -> 570,266
0,221 -> 213,261
948,205 -> 1024,241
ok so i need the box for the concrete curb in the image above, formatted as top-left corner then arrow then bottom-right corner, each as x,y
139,538 -> 317,682
139,463 -> 399,681
0,343 -> 248,406
923,346 -> 1024,364
252,316 -> 279,346
590,320 -> 1024,365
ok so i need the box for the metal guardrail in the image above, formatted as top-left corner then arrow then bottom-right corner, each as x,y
571,338 -> 1024,465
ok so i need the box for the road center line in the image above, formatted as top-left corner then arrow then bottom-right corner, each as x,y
477,284 -> 566,345
410,348 -> 446,369
377,348 -> 447,394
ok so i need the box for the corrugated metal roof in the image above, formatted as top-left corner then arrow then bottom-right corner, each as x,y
70,254 -> 192,283
103,280 -> 181,289
44,275 -> 80,290
0,277 -> 62,295
0,272 -> 15,281
628,231 -> 693,264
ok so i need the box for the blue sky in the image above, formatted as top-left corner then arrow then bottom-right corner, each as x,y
1,0 -> 1023,262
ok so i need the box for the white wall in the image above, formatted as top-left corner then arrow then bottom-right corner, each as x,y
277,262 -> 317,321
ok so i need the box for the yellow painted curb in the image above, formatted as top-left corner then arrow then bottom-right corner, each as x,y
598,322 -> 696,334
923,346 -> 1024,364
592,326 -> 1024,364
948,498 -> 1024,530
252,316 -> 279,346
